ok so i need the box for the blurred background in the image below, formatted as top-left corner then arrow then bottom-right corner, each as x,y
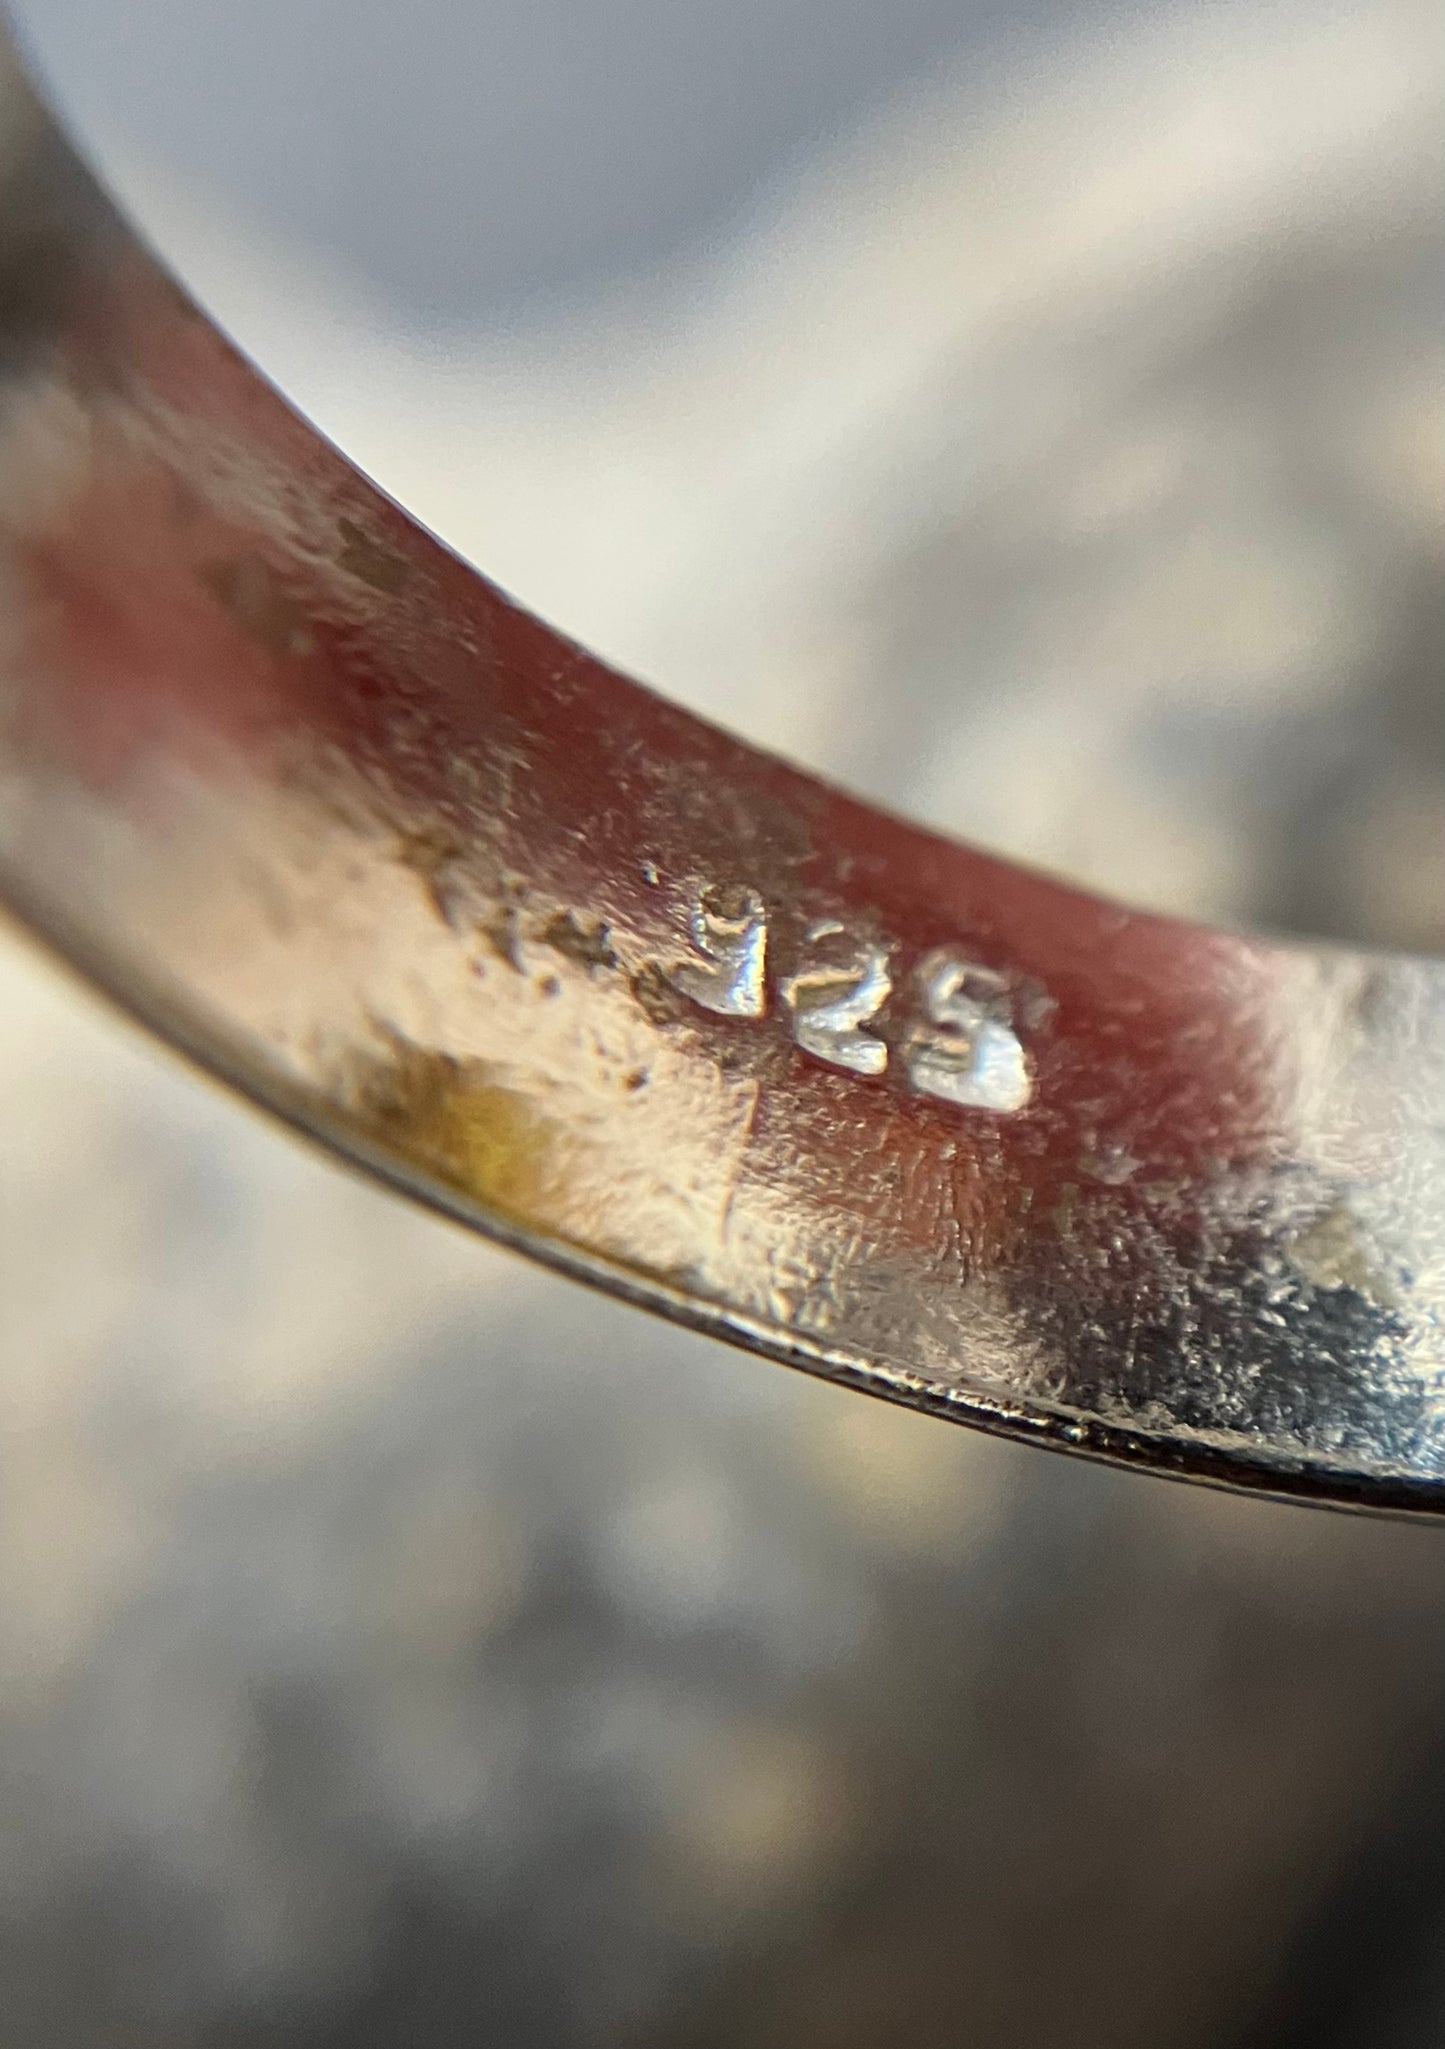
1,0 -> 1442,2042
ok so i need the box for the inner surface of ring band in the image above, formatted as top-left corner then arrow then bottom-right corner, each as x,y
0,29 -> 1440,1516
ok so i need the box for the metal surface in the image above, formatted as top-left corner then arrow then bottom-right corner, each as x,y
0,31 -> 1440,1516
